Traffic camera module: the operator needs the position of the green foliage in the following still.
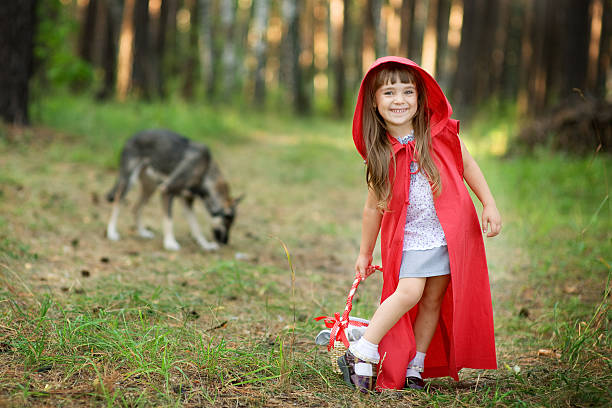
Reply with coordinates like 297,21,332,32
34,0,94,90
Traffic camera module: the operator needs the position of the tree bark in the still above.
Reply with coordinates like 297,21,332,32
148,0,166,98
330,0,347,116
364,0,384,66
499,0,523,100
451,0,480,108
198,0,216,99
163,0,179,78
409,0,425,62
562,0,590,98
282,0,310,114
489,0,509,97
221,0,237,97
251,0,270,106
517,0,533,116
91,0,109,68
182,0,199,100
78,0,98,63
399,0,415,58
0,0,38,124
116,0,137,101
421,0,439,76
132,0,152,99
96,0,121,100
434,0,451,88
596,0,611,97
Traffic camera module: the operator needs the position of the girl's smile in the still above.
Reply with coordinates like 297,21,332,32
375,82,418,136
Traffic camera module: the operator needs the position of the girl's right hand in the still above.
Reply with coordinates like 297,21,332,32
355,253,374,281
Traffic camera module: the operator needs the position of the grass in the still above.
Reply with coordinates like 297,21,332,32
0,94,610,406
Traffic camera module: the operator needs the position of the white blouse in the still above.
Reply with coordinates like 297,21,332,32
397,134,447,251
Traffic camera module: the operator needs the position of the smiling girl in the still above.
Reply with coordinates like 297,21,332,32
337,57,501,392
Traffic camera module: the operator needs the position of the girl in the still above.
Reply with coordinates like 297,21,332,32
338,56,501,392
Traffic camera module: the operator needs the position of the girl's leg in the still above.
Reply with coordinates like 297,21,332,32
362,277,426,344
341,277,427,392
413,274,451,352
405,275,450,389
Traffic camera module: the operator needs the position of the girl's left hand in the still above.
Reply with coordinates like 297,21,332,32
482,203,502,237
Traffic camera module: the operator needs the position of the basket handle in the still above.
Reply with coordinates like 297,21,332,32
314,265,382,350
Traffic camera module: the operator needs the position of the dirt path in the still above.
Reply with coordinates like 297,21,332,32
1,134,527,366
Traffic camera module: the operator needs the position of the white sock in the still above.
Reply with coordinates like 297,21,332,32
349,337,380,364
406,351,426,378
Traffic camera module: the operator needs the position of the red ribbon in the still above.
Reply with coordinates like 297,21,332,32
314,266,382,351
314,314,370,350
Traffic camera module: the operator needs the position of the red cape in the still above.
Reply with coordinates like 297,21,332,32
352,57,496,390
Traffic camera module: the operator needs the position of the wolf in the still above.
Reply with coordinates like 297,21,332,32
105,129,240,251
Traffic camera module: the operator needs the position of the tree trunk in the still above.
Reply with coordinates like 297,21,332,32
441,0,463,92
434,0,451,89
96,0,121,100
562,0,590,98
489,0,509,97
399,0,415,58
198,0,216,99
596,0,611,97
164,0,179,78
517,0,533,116
451,0,481,108
91,0,109,68
281,0,309,114
132,0,152,99
0,0,38,125
78,0,98,63
409,0,426,63
252,0,270,106
182,0,199,100
363,0,384,67
148,0,166,98
474,0,496,103
343,0,360,101
421,0,439,76
330,0,346,116
500,0,523,100
221,0,237,97
520,0,561,115
116,0,137,101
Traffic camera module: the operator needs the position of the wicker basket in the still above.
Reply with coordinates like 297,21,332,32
330,341,348,374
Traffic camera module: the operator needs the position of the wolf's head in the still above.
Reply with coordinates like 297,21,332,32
210,203,237,245
200,165,241,245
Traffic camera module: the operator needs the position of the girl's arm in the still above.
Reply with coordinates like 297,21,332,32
460,138,502,237
355,188,383,280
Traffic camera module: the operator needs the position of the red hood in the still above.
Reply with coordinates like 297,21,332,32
352,56,452,160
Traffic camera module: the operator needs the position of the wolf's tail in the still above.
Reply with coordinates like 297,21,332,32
106,176,126,203
106,181,120,202
106,158,146,202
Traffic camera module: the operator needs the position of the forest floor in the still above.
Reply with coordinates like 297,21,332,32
0,100,610,407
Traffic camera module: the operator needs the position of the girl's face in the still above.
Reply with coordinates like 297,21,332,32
374,80,418,136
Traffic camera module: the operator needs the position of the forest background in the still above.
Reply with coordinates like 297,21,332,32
0,0,611,407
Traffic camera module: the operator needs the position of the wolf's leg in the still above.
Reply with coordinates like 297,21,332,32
107,201,121,241
133,172,157,238
182,197,219,251
106,158,147,241
160,192,180,251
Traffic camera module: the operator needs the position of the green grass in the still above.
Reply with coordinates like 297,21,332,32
0,95,610,406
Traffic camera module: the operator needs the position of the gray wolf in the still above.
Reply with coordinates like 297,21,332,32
105,129,240,251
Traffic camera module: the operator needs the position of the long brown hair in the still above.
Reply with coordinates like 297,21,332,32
362,63,441,209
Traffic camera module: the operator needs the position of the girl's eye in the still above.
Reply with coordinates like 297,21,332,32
384,91,393,96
